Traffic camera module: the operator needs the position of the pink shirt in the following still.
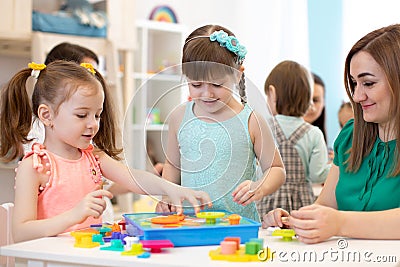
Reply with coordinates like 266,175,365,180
24,143,103,232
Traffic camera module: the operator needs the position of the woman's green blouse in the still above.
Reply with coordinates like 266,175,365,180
334,119,400,211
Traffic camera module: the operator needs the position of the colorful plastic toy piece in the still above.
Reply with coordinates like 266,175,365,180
140,240,174,253
209,236,273,262
92,234,104,245
100,239,125,251
249,238,264,248
150,214,185,225
245,242,261,255
228,214,241,225
70,230,100,248
118,219,126,231
137,252,151,258
272,229,296,241
196,211,225,224
124,236,140,250
220,241,237,255
99,227,112,237
223,237,241,250
209,247,254,262
121,243,145,256
111,223,121,232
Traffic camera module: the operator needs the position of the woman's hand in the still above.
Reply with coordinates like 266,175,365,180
262,208,290,228
289,204,343,244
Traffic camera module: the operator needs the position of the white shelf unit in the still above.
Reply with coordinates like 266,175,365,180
124,20,187,173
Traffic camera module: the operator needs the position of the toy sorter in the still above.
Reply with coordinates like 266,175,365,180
123,210,261,247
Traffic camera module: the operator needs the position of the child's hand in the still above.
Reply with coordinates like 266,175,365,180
155,196,175,213
166,187,212,215
232,180,261,205
71,186,113,223
262,208,290,228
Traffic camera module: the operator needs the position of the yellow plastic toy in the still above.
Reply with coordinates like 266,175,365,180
196,211,225,224
70,229,100,248
121,243,145,256
272,229,296,241
209,238,272,262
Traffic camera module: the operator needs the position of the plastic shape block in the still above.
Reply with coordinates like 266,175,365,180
92,234,104,245
228,214,241,225
124,236,140,250
121,243,145,256
249,238,264,248
118,220,126,230
99,227,112,237
196,212,225,224
272,229,296,241
209,246,260,262
220,241,237,255
111,223,121,232
71,230,99,248
100,239,125,251
151,214,184,225
245,242,260,255
140,239,174,253
137,252,151,258
223,237,241,250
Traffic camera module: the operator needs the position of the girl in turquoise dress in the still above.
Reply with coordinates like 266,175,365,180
155,24,286,222
262,23,400,243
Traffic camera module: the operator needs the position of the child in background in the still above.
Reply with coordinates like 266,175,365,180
0,61,211,243
258,60,330,215
155,24,285,222
338,101,354,128
303,73,328,142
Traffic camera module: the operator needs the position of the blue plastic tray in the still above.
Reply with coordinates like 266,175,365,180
123,210,261,247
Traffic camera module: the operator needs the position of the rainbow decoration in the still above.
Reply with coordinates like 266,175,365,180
148,5,178,23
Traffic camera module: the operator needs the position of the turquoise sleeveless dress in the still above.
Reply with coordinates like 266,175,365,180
178,101,260,222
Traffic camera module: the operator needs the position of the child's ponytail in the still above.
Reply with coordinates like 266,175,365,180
238,72,247,104
0,69,33,161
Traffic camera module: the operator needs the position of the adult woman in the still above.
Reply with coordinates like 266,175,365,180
263,24,400,244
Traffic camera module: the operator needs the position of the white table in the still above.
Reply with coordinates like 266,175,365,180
1,229,399,267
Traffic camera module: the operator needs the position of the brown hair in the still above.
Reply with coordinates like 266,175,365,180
264,60,311,117
182,24,247,103
44,42,99,65
344,24,400,175
0,60,121,162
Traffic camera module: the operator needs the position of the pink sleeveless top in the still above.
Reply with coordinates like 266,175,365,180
24,143,103,232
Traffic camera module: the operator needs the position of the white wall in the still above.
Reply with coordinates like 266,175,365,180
133,0,310,92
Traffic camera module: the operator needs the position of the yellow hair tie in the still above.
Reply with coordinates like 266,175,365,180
28,62,46,79
80,63,96,75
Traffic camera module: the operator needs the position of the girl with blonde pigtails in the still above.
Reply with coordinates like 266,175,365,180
0,60,211,243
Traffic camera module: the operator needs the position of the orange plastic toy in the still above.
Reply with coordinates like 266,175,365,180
150,214,185,224
228,214,241,225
